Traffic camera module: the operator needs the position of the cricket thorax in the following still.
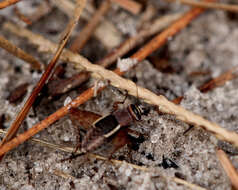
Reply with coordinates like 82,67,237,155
113,108,134,126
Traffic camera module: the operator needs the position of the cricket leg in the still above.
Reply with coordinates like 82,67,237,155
112,91,128,112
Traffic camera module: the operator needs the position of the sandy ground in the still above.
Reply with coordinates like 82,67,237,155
0,0,238,189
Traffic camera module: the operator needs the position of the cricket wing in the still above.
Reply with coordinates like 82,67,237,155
69,108,101,130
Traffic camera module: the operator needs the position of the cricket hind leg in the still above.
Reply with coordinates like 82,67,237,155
105,128,131,160
69,108,102,153
106,128,145,161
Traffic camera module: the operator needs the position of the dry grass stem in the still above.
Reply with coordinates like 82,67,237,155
111,0,142,14
172,177,207,190
1,1,231,158
199,66,238,93
70,0,111,53
130,0,215,62
51,0,77,18
14,6,32,25
53,170,77,180
168,0,238,13
52,0,122,49
96,13,183,68
172,65,238,104
216,149,238,189
0,0,87,160
27,0,52,24
138,4,157,28
0,0,20,9
0,35,43,71
0,129,207,190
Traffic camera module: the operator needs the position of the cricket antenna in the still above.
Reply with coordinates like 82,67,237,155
135,82,140,105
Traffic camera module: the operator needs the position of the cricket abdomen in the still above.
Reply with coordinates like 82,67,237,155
81,114,121,152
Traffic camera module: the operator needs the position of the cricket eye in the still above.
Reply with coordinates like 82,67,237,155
141,106,150,116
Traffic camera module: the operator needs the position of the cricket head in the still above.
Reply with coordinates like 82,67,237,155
128,104,150,121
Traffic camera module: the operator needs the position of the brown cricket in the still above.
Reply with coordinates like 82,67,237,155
68,102,148,159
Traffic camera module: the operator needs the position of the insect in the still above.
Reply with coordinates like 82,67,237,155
67,99,149,159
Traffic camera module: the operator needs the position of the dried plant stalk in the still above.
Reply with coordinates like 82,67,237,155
52,0,122,49
70,0,111,52
168,0,238,13
0,0,20,9
111,0,142,14
14,0,53,25
14,6,32,25
199,66,238,93
172,177,207,190
217,149,238,189
0,35,42,70
96,13,182,68
172,65,238,105
0,0,87,159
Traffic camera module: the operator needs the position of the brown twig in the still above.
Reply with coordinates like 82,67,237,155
0,0,227,157
216,149,238,189
96,13,182,68
172,177,207,190
14,6,32,25
0,0,87,160
172,65,238,105
199,66,238,93
14,0,52,25
0,35,43,71
70,0,111,53
52,0,122,49
0,0,21,9
29,0,52,24
168,0,238,13
130,0,214,62
111,0,142,15
13,1,52,25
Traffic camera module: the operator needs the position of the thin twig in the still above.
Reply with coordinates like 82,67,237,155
96,13,182,68
0,0,20,9
168,0,238,13
111,0,142,15
0,35,43,71
14,0,53,25
172,177,207,190
70,0,111,53
14,6,32,25
29,0,52,24
172,65,238,105
199,66,238,93
52,0,122,50
130,0,215,62
0,0,87,160
216,149,238,189
0,129,207,190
